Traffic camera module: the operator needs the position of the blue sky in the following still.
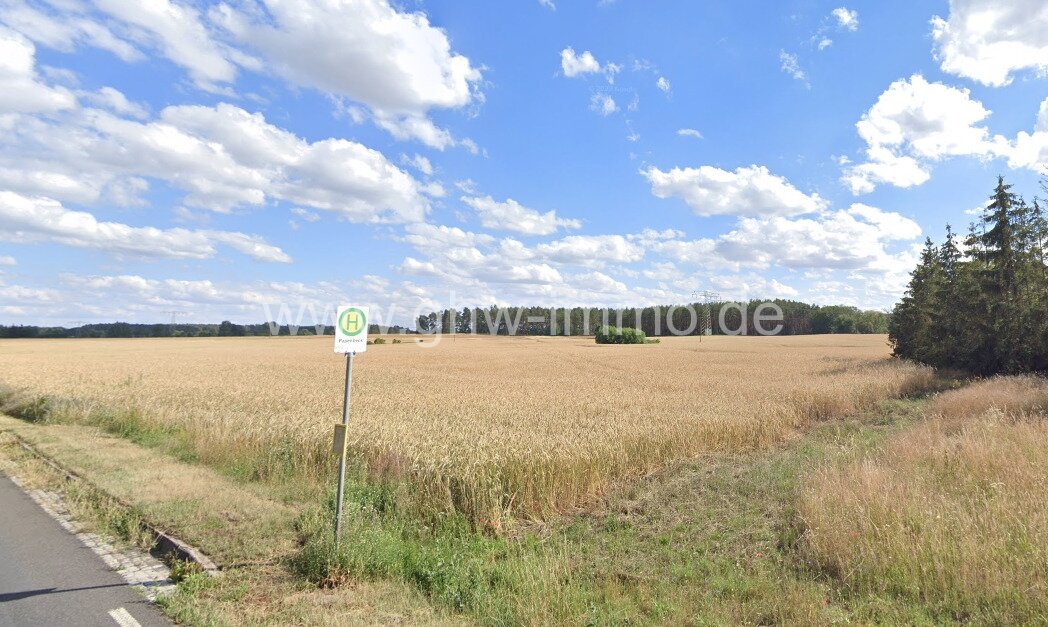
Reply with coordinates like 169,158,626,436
0,0,1046,327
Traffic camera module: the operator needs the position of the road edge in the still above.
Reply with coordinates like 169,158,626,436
3,428,221,576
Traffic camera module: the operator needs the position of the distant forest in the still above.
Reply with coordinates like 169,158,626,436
1,301,887,339
415,301,889,336
0,321,412,339
890,176,1048,374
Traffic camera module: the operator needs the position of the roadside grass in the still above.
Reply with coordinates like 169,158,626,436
801,376,1048,625
0,418,457,625
290,395,958,625
0,432,154,551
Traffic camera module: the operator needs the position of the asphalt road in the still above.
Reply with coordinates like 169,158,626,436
0,474,169,626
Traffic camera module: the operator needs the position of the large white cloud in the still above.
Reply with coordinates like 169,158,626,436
0,27,75,114
533,234,645,265
715,204,920,270
842,74,1002,193
95,0,241,89
217,0,479,113
841,74,1048,193
0,2,141,63
0,191,290,262
1,100,431,221
1007,97,1048,170
0,272,439,326
213,0,481,147
4,1,481,147
856,75,994,159
643,164,827,217
462,195,581,236
931,0,1048,87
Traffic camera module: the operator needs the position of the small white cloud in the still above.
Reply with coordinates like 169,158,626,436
656,76,671,92
401,153,434,176
0,255,15,266
832,7,859,31
560,47,602,77
538,0,555,9
455,179,478,194
459,138,481,156
818,38,833,51
677,128,703,140
291,207,321,222
590,93,618,116
373,112,454,150
779,50,808,83
421,182,445,198
81,86,149,118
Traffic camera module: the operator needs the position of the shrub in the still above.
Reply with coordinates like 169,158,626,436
595,326,647,344
373,338,386,345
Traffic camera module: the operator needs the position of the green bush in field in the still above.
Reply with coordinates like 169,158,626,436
595,326,647,344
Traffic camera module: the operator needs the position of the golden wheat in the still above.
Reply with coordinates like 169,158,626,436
0,334,931,525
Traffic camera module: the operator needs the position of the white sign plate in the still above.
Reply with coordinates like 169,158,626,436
334,305,369,354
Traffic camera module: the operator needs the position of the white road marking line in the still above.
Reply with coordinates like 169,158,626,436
108,607,142,627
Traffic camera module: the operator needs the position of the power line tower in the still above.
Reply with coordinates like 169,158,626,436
691,290,720,339
162,311,188,334
162,310,188,325
68,320,84,338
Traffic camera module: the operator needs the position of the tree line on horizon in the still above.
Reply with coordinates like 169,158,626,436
0,321,413,339
416,300,889,336
1,300,888,340
890,176,1048,375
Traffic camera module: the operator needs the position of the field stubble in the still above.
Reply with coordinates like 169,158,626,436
0,334,932,526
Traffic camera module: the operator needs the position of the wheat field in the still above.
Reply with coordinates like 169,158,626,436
0,334,932,526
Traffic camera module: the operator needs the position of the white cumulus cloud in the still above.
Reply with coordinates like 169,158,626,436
560,47,603,77
841,74,1012,193
589,93,618,116
462,195,581,236
642,164,828,217
0,191,290,262
832,7,859,31
931,0,1048,87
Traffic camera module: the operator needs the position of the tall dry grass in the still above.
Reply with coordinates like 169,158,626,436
801,376,1048,622
0,334,932,526
928,374,1048,422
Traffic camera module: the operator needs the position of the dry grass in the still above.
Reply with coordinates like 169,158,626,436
0,334,932,526
929,374,1048,422
801,376,1048,623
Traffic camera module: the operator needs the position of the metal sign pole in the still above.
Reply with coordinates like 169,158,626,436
334,351,354,549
